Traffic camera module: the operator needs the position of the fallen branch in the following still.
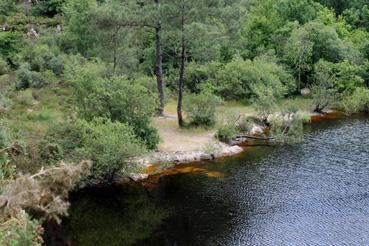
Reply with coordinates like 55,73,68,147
236,135,274,140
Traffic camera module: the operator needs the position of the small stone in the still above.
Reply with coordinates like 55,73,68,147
200,154,212,161
249,125,264,136
229,146,243,154
128,173,149,182
301,88,311,97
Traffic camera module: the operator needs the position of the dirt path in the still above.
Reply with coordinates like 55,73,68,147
153,115,217,152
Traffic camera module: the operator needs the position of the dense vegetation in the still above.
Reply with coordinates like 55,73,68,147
1,0,369,244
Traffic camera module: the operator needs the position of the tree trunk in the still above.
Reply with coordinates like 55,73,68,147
177,8,185,128
177,43,185,128
155,23,165,115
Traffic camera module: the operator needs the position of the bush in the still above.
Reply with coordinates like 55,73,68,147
184,92,222,127
31,0,65,17
15,64,47,90
0,121,15,181
75,118,146,183
311,60,338,112
341,87,369,114
215,55,295,100
0,57,9,75
0,0,17,16
18,44,64,75
0,210,43,246
237,116,255,133
252,83,279,123
0,32,22,63
40,118,146,184
269,105,310,144
216,123,238,143
67,60,159,149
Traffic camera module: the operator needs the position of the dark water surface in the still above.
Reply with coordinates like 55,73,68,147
46,117,369,246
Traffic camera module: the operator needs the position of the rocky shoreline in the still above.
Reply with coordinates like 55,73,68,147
126,110,345,182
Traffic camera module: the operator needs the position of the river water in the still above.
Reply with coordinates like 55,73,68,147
45,116,369,246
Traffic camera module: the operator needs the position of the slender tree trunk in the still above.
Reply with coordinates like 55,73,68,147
177,7,185,128
177,43,185,127
155,25,165,115
155,0,165,116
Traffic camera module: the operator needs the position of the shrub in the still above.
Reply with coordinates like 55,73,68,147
41,118,146,184
269,105,310,144
18,44,64,75
0,32,22,63
311,60,338,112
0,121,15,183
215,55,294,100
184,92,222,127
237,116,255,133
31,0,65,17
0,209,43,246
252,83,279,123
0,0,18,16
67,60,159,149
0,161,91,222
216,124,238,143
75,118,146,184
0,57,9,75
15,64,47,90
341,87,369,114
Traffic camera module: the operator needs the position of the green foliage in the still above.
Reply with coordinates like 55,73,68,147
0,210,43,246
216,114,239,143
341,87,369,114
0,32,22,63
41,118,146,183
237,116,255,133
269,105,310,144
0,57,9,75
343,5,369,31
331,61,365,93
183,92,222,127
18,43,64,75
67,59,159,149
75,118,146,184
216,123,238,143
32,0,65,17
63,0,98,54
0,0,18,17
0,121,15,183
252,83,279,122
311,60,338,112
215,55,294,100
15,63,47,90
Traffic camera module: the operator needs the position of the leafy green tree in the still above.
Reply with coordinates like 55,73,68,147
311,60,338,113
63,0,98,55
161,0,227,127
0,32,22,66
32,0,65,17
284,26,314,91
215,55,294,100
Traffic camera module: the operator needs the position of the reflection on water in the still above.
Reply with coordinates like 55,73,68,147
46,117,369,245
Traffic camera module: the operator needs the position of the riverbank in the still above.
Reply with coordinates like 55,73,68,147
127,101,345,183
